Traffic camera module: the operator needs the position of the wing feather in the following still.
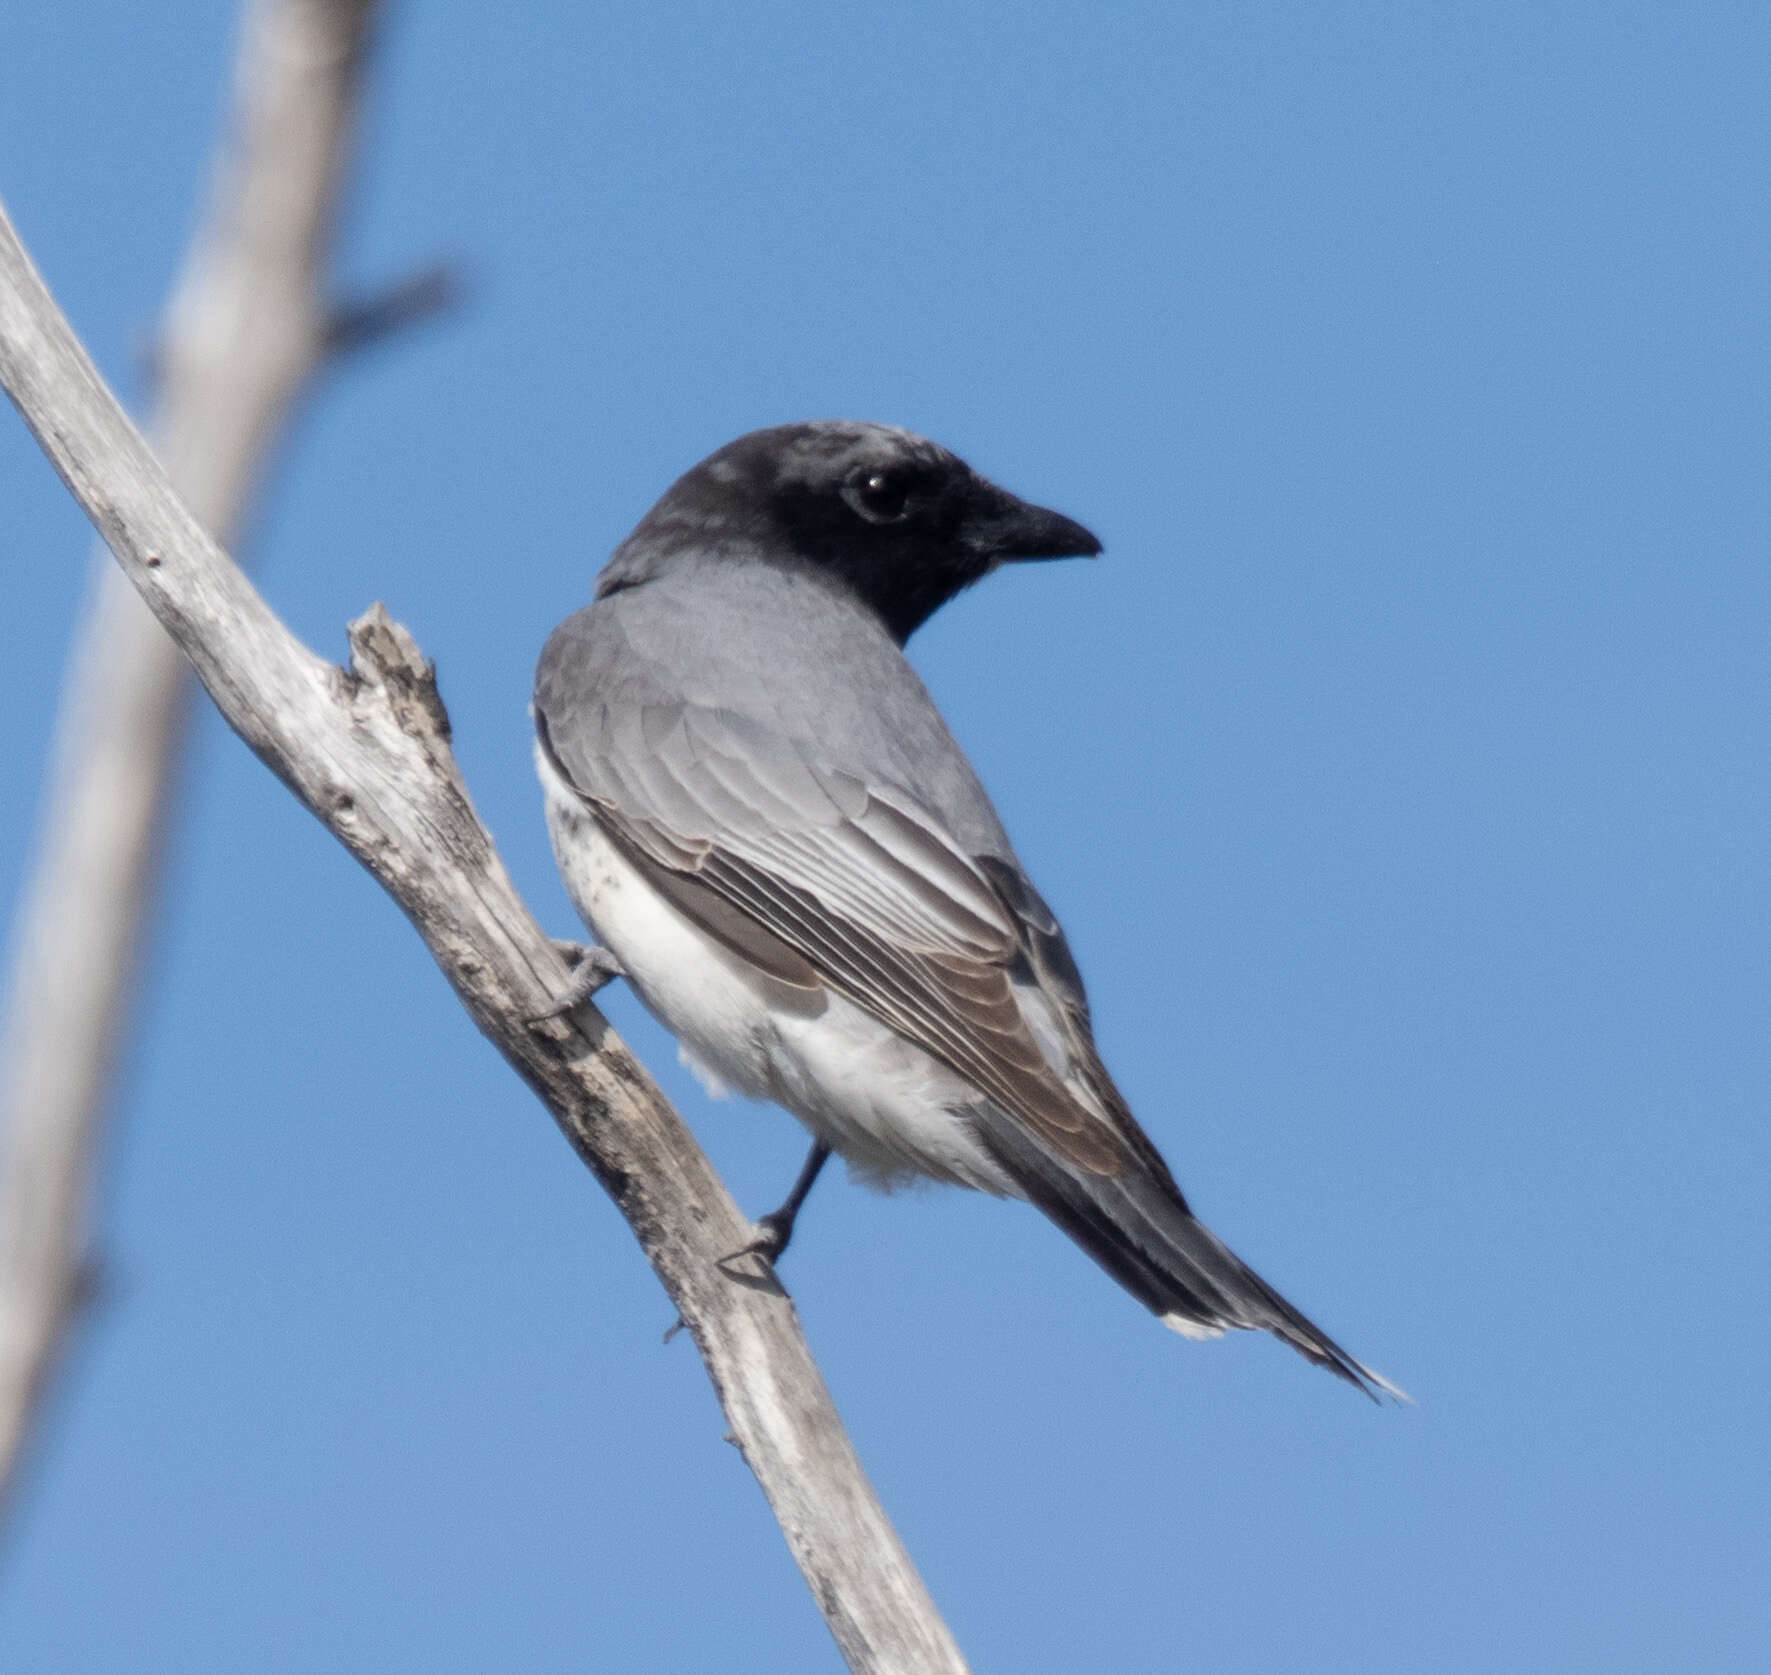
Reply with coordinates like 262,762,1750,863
539,692,1124,1175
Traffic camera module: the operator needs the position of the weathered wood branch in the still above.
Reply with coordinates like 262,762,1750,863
0,199,970,1672
0,0,450,1524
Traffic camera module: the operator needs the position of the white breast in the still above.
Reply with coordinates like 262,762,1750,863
536,741,1018,1195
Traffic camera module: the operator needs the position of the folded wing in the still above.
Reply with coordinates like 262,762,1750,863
534,657,1397,1399
537,686,1128,1176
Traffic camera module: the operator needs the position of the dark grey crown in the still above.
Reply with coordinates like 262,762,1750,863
596,421,1100,641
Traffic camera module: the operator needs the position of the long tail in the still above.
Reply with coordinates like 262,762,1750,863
976,1114,1405,1402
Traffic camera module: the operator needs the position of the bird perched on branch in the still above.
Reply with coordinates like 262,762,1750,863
534,420,1397,1399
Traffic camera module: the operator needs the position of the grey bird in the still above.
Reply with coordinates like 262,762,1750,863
534,420,1396,1399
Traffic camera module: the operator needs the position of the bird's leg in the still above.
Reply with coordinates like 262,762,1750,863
526,940,626,1024
736,1140,832,1267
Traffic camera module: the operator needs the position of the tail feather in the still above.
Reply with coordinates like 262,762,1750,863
975,1111,1405,1403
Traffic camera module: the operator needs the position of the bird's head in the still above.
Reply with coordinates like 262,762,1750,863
602,421,1101,641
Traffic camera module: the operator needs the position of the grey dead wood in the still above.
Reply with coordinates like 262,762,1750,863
0,0,454,1524
0,197,971,1674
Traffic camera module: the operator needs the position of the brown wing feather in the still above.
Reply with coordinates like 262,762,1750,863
539,688,1126,1177
599,803,1123,1176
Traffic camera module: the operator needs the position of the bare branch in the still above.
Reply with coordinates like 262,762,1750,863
0,201,971,1672
326,259,461,355
0,0,436,1523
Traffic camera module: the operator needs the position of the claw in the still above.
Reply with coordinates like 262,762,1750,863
717,1141,832,1271
526,940,625,1026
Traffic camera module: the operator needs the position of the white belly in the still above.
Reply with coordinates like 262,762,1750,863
538,744,1017,1195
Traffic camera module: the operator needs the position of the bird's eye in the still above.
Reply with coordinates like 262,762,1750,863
845,468,911,524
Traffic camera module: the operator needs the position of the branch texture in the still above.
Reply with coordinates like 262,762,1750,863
0,201,969,1672
0,0,423,1523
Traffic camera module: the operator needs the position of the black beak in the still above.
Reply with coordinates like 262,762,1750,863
965,480,1103,562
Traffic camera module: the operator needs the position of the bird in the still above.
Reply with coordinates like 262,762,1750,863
533,420,1397,1399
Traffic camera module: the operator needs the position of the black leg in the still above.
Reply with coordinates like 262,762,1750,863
741,1140,832,1266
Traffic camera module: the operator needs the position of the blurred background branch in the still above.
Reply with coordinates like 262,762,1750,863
0,184,971,1675
0,0,451,1527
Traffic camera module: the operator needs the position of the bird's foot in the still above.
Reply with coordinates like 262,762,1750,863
717,1141,831,1272
526,941,625,1025
743,1206,800,1265
717,1209,799,1277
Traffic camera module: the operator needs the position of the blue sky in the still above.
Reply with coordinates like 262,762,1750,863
3,2,1769,1670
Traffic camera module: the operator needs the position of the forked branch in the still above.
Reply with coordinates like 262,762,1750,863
0,0,452,1525
0,201,967,1675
